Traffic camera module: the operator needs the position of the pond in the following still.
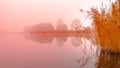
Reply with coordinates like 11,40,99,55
0,33,119,68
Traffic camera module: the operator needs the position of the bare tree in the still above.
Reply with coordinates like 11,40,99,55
55,19,67,31
71,19,84,30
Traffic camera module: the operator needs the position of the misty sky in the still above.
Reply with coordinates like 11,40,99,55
0,0,113,32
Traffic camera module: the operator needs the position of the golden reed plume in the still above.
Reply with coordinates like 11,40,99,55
91,0,120,53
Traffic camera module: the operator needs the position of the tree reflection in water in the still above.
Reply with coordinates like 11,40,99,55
24,34,55,44
55,37,67,47
24,34,68,45
24,33,101,68
71,35,100,68
24,33,120,68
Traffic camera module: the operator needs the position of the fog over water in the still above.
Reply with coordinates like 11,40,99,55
0,0,119,68
0,0,113,32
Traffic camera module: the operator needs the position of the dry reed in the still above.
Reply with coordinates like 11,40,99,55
91,0,120,53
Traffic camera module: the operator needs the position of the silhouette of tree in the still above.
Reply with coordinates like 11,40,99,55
71,19,84,30
83,26,94,33
55,19,67,31
24,23,54,32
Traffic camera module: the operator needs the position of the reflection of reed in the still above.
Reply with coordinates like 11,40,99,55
73,36,100,68
96,50,120,68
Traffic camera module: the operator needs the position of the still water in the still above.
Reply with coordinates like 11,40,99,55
0,33,119,68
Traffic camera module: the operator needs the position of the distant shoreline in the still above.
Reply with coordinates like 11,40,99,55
0,31,94,37
0,30,93,34
29,30,94,37
30,30,92,33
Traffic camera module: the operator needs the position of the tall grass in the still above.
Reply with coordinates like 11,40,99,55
91,0,120,53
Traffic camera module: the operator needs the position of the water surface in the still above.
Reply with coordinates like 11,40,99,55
0,33,119,68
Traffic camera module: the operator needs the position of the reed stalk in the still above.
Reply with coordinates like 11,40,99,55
91,0,120,53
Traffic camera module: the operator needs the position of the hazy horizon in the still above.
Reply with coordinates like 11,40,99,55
0,0,113,32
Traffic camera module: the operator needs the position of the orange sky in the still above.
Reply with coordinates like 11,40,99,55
0,0,113,32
